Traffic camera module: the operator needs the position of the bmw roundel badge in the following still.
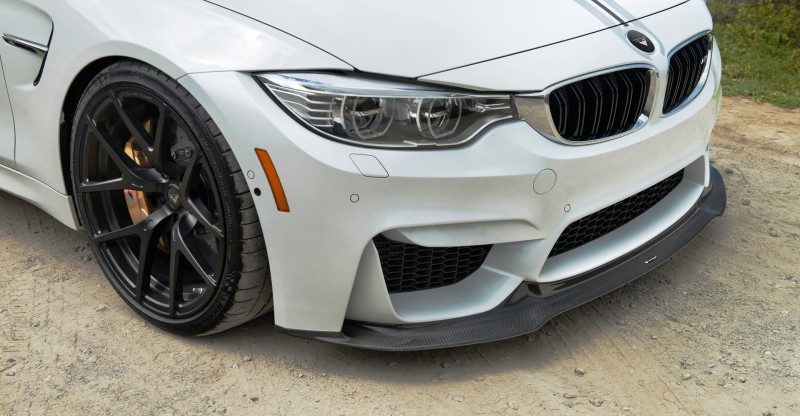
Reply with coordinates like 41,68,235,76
627,30,655,53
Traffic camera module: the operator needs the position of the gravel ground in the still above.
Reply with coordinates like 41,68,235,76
1,97,798,415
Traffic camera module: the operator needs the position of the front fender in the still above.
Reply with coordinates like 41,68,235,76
9,0,351,197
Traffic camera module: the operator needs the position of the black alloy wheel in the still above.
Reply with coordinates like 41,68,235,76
71,61,272,334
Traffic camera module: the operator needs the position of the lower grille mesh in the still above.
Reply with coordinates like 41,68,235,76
550,170,685,257
374,235,491,294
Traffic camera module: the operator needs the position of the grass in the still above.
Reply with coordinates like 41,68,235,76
708,0,800,108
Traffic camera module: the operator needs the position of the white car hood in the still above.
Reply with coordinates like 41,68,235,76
205,0,688,78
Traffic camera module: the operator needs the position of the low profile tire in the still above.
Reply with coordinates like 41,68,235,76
70,61,272,335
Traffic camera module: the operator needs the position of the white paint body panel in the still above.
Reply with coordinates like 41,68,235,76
0,0,721,333
0,0,53,167
204,0,685,77
420,0,711,91
0,59,14,167
603,0,690,21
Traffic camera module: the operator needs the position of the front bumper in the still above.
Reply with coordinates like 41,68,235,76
279,166,725,350
183,65,721,336
178,6,723,344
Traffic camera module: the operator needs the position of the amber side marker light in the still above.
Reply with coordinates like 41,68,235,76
254,148,290,213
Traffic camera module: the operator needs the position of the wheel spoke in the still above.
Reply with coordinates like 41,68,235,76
179,148,199,192
179,150,223,238
79,177,128,193
93,205,171,243
86,115,138,176
109,91,152,154
171,213,217,287
93,222,139,244
85,115,165,193
151,103,169,166
134,207,174,303
168,239,184,317
185,198,224,239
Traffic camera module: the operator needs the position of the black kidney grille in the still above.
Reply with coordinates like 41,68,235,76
550,169,685,257
664,35,711,114
373,235,492,294
549,68,651,143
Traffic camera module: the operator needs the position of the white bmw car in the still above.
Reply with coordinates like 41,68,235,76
0,0,725,350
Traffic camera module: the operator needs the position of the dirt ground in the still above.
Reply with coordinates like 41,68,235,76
1,97,798,415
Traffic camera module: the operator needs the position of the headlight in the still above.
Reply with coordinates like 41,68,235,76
256,73,514,148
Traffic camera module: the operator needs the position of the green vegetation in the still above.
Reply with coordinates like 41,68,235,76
708,0,800,108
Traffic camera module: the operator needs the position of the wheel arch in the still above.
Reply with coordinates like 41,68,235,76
59,56,127,204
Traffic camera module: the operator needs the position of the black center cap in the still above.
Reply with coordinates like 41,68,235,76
627,30,655,53
166,185,181,209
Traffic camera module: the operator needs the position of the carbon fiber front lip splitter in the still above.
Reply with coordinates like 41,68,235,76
277,166,726,351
